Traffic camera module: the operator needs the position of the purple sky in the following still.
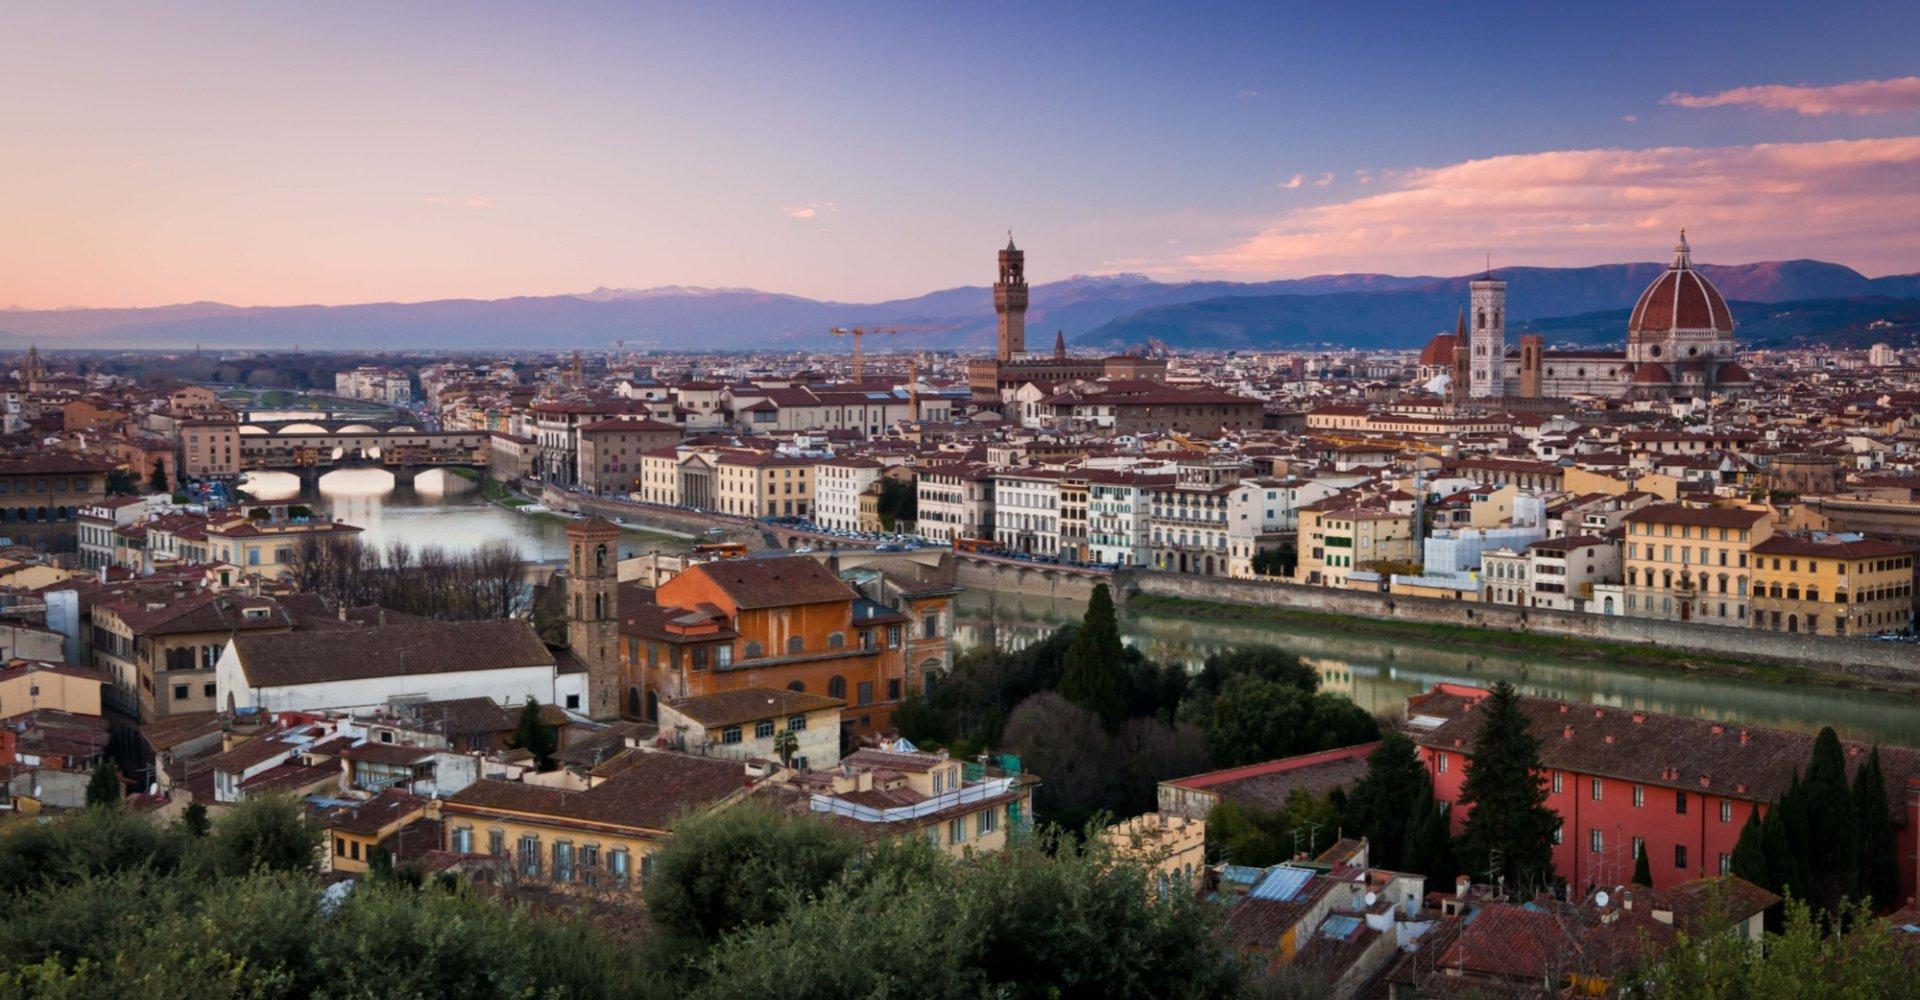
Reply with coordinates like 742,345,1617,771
4,1,1919,308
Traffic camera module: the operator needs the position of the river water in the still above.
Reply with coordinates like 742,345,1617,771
232,469,1920,746
237,469,689,564
954,590,1920,748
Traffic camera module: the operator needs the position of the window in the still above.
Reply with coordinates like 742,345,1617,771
721,726,742,744
1632,836,1644,859
755,720,775,739
787,714,806,732
1553,823,1563,845
887,678,902,701
1720,800,1732,823
1719,853,1731,875
977,808,999,836
827,632,845,649
828,676,847,700
948,818,966,844
203,682,216,697
1552,772,1562,794
609,849,630,884
743,641,762,659
857,681,873,706
1590,829,1604,853
1632,785,1643,808
565,693,580,710
553,842,574,882
452,828,473,854
715,644,732,668
335,836,347,858
173,684,189,700
1674,844,1688,869
1675,791,1688,815
488,829,505,857
787,635,804,654
1591,778,1603,801
518,836,541,877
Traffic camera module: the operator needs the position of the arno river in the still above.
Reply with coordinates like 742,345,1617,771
245,469,1920,746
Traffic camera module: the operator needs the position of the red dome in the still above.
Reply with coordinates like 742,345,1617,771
1631,363,1670,384
1628,232,1733,337
1716,362,1753,383
1418,332,1458,366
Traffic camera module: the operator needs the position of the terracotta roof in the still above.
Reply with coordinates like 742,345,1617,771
444,750,745,832
664,686,844,728
231,620,553,689
673,556,855,610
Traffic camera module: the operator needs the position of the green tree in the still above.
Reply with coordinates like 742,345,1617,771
642,802,862,961
1056,583,1129,726
206,795,319,876
1853,746,1901,910
1345,733,1425,869
1797,727,1860,916
1205,790,1344,868
147,459,169,493
1400,768,1457,884
509,698,558,771
85,758,121,808
875,476,917,529
1200,675,1376,768
1186,645,1318,720
1632,845,1653,888
104,468,138,496
1455,681,1558,891
1644,898,1905,998
179,801,211,838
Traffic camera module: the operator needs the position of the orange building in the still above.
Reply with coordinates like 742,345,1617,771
618,557,954,739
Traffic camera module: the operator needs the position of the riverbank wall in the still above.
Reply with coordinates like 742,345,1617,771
1121,571,1920,683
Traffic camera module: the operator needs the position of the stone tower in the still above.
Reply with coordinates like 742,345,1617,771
1468,271,1507,398
566,516,621,720
1448,308,1471,406
1517,333,1543,399
995,234,1028,361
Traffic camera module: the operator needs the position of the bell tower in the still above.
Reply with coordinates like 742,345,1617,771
566,517,621,720
994,233,1028,361
1469,268,1507,398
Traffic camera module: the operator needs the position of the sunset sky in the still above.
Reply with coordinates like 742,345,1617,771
4,1,1919,308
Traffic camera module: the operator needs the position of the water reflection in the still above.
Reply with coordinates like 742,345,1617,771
956,591,1920,747
239,469,688,564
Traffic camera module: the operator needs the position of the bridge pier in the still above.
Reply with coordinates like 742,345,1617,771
389,465,418,488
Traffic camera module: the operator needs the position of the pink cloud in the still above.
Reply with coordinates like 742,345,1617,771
1313,172,1334,187
1665,76,1920,116
1278,173,1304,189
1170,136,1920,278
783,201,835,220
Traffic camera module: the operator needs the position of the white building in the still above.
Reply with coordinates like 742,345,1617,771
815,457,886,532
1086,471,1167,567
217,620,588,717
993,469,1064,556
915,463,995,544
1524,534,1623,613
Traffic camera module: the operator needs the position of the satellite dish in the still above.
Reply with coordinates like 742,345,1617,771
1594,890,1611,908
1364,891,1378,907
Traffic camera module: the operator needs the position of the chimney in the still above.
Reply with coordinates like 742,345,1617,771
1739,730,1750,746
1558,703,1569,714
1710,723,1725,734
1562,726,1574,740
1604,734,1614,744
1593,708,1604,718
1621,888,1635,910
1455,875,1470,898
1631,712,1646,724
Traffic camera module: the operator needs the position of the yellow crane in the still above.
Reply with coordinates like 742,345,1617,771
829,325,951,382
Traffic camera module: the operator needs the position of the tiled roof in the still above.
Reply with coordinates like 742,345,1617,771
231,620,554,688
675,556,855,610
664,687,844,728
444,751,745,832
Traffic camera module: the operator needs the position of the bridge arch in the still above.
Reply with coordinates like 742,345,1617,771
277,422,328,434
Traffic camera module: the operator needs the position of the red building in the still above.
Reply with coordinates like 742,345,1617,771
1406,683,1920,901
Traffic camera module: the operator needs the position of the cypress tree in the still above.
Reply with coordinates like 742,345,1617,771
1401,767,1458,884
509,698,558,771
1853,747,1901,910
1455,681,1559,892
1799,728,1860,916
1347,733,1425,869
1758,803,1795,932
85,758,121,808
1728,807,1770,891
1632,846,1653,888
1056,584,1129,726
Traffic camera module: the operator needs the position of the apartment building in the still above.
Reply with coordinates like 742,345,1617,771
1086,471,1168,567
713,452,814,519
1750,534,1914,636
993,468,1064,557
814,457,886,532
1622,504,1772,625
915,463,995,544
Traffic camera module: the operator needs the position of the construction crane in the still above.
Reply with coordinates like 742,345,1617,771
829,325,952,382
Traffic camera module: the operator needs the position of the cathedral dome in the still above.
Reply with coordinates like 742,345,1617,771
1716,362,1753,383
1418,332,1458,367
1628,231,1733,339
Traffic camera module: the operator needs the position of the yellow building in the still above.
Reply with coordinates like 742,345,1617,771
0,660,105,719
1750,535,1915,636
204,512,364,580
1104,813,1206,899
320,789,432,874
1293,505,1416,589
714,452,815,519
1622,503,1771,625
439,750,750,895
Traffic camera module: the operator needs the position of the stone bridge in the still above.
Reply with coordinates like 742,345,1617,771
238,430,489,481
239,416,422,435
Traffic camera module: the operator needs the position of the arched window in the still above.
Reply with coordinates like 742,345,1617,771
593,592,605,618
787,680,805,693
744,641,763,659
827,675,846,700
595,543,608,570
787,635,804,654
1477,310,1486,330
827,632,845,649
627,686,643,718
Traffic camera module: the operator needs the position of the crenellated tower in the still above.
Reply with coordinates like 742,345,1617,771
995,234,1028,361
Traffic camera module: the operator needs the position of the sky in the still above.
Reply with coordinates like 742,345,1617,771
4,1,1920,309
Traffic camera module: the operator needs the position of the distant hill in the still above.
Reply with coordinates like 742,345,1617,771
2,258,1915,351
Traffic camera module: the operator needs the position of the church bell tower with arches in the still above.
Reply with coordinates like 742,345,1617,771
566,516,621,720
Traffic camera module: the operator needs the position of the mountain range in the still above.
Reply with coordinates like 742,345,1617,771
4,259,1918,353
